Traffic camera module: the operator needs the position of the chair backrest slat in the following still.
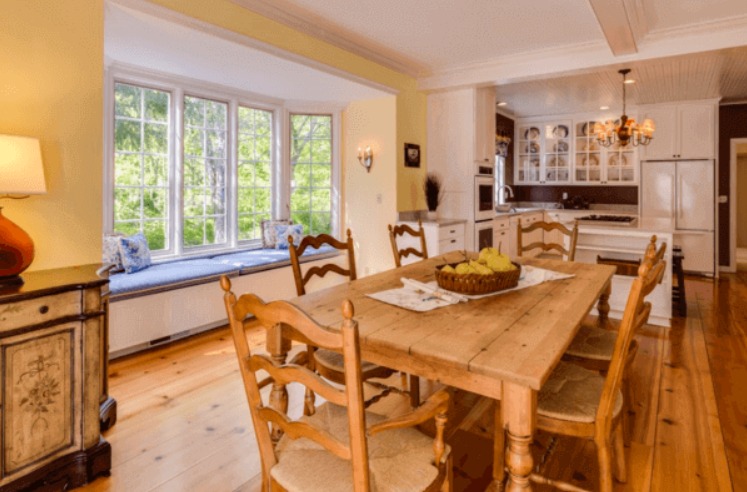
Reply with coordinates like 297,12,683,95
388,220,428,268
517,219,579,261
220,276,370,489
595,236,666,429
289,229,357,296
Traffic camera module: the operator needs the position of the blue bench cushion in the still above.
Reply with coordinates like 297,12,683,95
109,245,339,298
109,259,239,297
212,245,337,273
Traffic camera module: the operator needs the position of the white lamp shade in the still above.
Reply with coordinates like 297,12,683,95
0,134,46,194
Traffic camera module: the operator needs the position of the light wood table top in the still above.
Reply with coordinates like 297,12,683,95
292,251,615,394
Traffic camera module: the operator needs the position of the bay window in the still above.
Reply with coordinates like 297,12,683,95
108,73,338,259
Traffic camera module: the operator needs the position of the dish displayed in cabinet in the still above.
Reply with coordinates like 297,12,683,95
522,142,540,154
580,154,600,168
580,121,599,137
553,141,569,152
523,127,540,140
548,156,567,168
552,125,569,138
609,153,628,167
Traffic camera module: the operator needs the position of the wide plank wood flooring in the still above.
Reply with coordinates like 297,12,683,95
82,274,746,491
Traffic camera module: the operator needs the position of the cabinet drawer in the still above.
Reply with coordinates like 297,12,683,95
0,291,81,331
438,224,464,241
493,218,510,230
439,236,464,254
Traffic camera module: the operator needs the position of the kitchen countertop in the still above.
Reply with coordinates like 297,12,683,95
577,217,676,235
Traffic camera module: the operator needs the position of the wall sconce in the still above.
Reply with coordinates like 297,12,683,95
357,145,373,173
0,134,46,286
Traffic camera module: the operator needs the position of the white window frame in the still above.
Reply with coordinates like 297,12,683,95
103,65,342,260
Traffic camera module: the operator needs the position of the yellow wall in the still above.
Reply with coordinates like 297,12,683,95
1,0,426,272
343,97,398,276
0,0,104,271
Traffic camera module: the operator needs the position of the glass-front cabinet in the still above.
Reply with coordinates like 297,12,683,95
574,119,636,185
516,115,638,186
515,121,571,184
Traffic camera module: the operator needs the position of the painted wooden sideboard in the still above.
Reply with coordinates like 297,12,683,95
0,265,112,490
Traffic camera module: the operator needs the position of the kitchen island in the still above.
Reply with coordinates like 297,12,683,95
574,217,674,326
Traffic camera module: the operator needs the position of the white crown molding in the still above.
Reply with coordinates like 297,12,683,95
229,0,423,77
418,12,747,92
107,0,399,97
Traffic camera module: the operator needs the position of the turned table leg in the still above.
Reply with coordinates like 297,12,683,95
597,281,612,327
503,382,536,491
267,324,292,443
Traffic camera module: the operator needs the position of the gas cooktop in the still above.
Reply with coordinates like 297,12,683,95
576,215,638,226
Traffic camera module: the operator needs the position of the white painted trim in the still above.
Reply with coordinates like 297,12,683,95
729,138,747,273
102,68,115,234
107,0,399,96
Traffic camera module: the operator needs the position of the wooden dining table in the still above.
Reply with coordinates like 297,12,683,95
269,250,615,490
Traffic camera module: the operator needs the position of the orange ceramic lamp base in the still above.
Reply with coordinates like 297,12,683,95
0,208,34,285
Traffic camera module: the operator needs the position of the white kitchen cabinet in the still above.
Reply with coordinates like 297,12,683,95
396,221,466,266
573,119,637,185
493,217,511,255
474,87,497,165
427,87,494,222
639,101,716,160
674,231,715,274
515,121,571,185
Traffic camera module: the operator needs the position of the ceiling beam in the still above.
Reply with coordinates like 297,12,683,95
587,0,639,56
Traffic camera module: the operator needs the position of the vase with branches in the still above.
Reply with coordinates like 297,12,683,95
423,173,444,219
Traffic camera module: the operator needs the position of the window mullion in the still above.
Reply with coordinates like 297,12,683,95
173,87,184,256
227,99,238,249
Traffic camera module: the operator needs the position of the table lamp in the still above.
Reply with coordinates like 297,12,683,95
0,134,46,286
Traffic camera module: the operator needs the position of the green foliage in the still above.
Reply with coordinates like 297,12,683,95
114,84,140,118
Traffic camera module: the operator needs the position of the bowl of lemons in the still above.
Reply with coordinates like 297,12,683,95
435,247,521,295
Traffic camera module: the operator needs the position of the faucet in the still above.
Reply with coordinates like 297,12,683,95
497,185,514,203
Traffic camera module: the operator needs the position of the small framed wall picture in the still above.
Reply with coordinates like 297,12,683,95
404,143,420,168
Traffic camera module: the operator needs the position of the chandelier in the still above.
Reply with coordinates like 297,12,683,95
594,69,655,148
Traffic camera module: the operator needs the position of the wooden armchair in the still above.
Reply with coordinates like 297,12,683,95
530,238,666,491
564,236,667,444
220,279,452,492
288,230,402,407
388,220,429,267
516,219,579,261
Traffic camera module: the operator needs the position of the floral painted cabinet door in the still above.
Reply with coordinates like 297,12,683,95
4,323,80,474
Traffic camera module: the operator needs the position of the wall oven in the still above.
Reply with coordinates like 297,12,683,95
475,176,495,222
474,219,494,251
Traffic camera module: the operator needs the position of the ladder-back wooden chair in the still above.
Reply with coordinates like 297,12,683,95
388,220,428,267
564,235,666,444
530,241,666,492
288,230,400,407
516,219,579,261
220,278,452,492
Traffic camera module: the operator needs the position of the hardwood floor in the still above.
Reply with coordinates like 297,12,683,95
82,275,744,491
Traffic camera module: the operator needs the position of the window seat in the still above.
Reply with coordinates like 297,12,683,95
109,245,338,300
108,244,345,357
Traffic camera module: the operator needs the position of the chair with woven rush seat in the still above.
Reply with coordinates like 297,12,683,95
531,239,666,492
564,236,666,445
516,219,579,261
388,220,428,267
288,229,399,409
220,277,452,492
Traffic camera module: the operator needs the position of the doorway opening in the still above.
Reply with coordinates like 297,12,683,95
731,138,747,271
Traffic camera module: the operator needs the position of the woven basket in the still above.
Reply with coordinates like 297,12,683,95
435,262,521,295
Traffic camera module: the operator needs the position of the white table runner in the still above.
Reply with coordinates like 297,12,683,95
366,265,574,312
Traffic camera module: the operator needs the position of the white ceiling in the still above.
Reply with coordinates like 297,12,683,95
233,0,747,117
104,1,393,106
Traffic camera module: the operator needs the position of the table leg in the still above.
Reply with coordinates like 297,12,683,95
597,281,611,327
267,324,292,443
503,382,536,491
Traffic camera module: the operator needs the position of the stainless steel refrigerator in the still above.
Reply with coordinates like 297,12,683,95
641,160,715,275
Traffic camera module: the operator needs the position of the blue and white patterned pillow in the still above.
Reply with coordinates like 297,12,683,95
102,232,125,272
118,233,152,274
274,224,304,249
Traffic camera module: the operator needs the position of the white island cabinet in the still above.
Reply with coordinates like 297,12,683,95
574,218,674,327
395,220,466,266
